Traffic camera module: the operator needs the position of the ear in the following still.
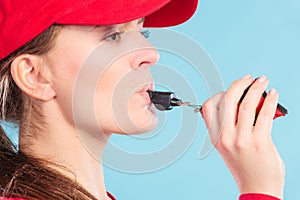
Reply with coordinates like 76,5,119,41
10,54,56,101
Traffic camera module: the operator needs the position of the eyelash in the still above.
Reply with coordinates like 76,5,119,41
141,29,150,38
104,31,124,42
104,29,150,42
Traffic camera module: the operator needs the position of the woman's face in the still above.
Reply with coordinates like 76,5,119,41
46,19,159,135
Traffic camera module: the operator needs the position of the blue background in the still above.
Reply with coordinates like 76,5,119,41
5,0,300,199
104,0,300,199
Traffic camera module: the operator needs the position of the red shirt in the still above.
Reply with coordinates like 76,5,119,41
239,193,280,200
0,193,279,200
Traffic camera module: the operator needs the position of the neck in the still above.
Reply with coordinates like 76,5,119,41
19,119,112,200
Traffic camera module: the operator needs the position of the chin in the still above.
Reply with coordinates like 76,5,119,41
114,104,158,135
129,104,159,134
133,112,158,134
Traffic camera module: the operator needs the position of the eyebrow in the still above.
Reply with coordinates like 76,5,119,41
91,17,145,32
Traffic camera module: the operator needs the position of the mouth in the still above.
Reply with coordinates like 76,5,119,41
137,82,154,104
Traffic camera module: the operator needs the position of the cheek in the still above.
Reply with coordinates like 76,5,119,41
48,44,97,127
50,63,80,127
49,37,92,94
95,88,158,134
94,60,158,134
93,60,128,133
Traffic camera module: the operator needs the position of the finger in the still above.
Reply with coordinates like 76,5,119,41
201,92,224,144
224,74,254,128
237,76,269,134
254,88,278,137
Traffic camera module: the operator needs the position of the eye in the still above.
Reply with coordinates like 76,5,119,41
104,31,124,42
141,29,150,38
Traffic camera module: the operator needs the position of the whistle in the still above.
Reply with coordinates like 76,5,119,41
147,90,202,112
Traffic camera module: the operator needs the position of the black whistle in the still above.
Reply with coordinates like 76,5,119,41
147,90,182,111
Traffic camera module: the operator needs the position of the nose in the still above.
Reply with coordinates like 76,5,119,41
130,41,160,70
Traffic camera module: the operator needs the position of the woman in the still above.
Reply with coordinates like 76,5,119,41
0,0,284,200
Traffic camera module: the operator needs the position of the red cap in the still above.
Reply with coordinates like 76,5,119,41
0,0,198,60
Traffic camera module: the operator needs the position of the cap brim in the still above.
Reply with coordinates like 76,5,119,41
145,0,198,27
56,0,198,27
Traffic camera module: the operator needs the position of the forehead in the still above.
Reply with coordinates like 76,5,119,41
55,17,145,37
72,17,145,32
47,17,146,58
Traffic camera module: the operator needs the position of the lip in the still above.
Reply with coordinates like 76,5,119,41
137,82,154,93
137,83,154,104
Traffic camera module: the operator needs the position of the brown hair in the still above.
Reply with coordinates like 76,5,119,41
0,25,97,200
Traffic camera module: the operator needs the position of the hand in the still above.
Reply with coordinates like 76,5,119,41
201,75,285,199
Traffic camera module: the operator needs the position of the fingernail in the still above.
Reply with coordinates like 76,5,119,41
258,76,267,83
197,107,204,118
269,88,277,95
242,74,252,79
